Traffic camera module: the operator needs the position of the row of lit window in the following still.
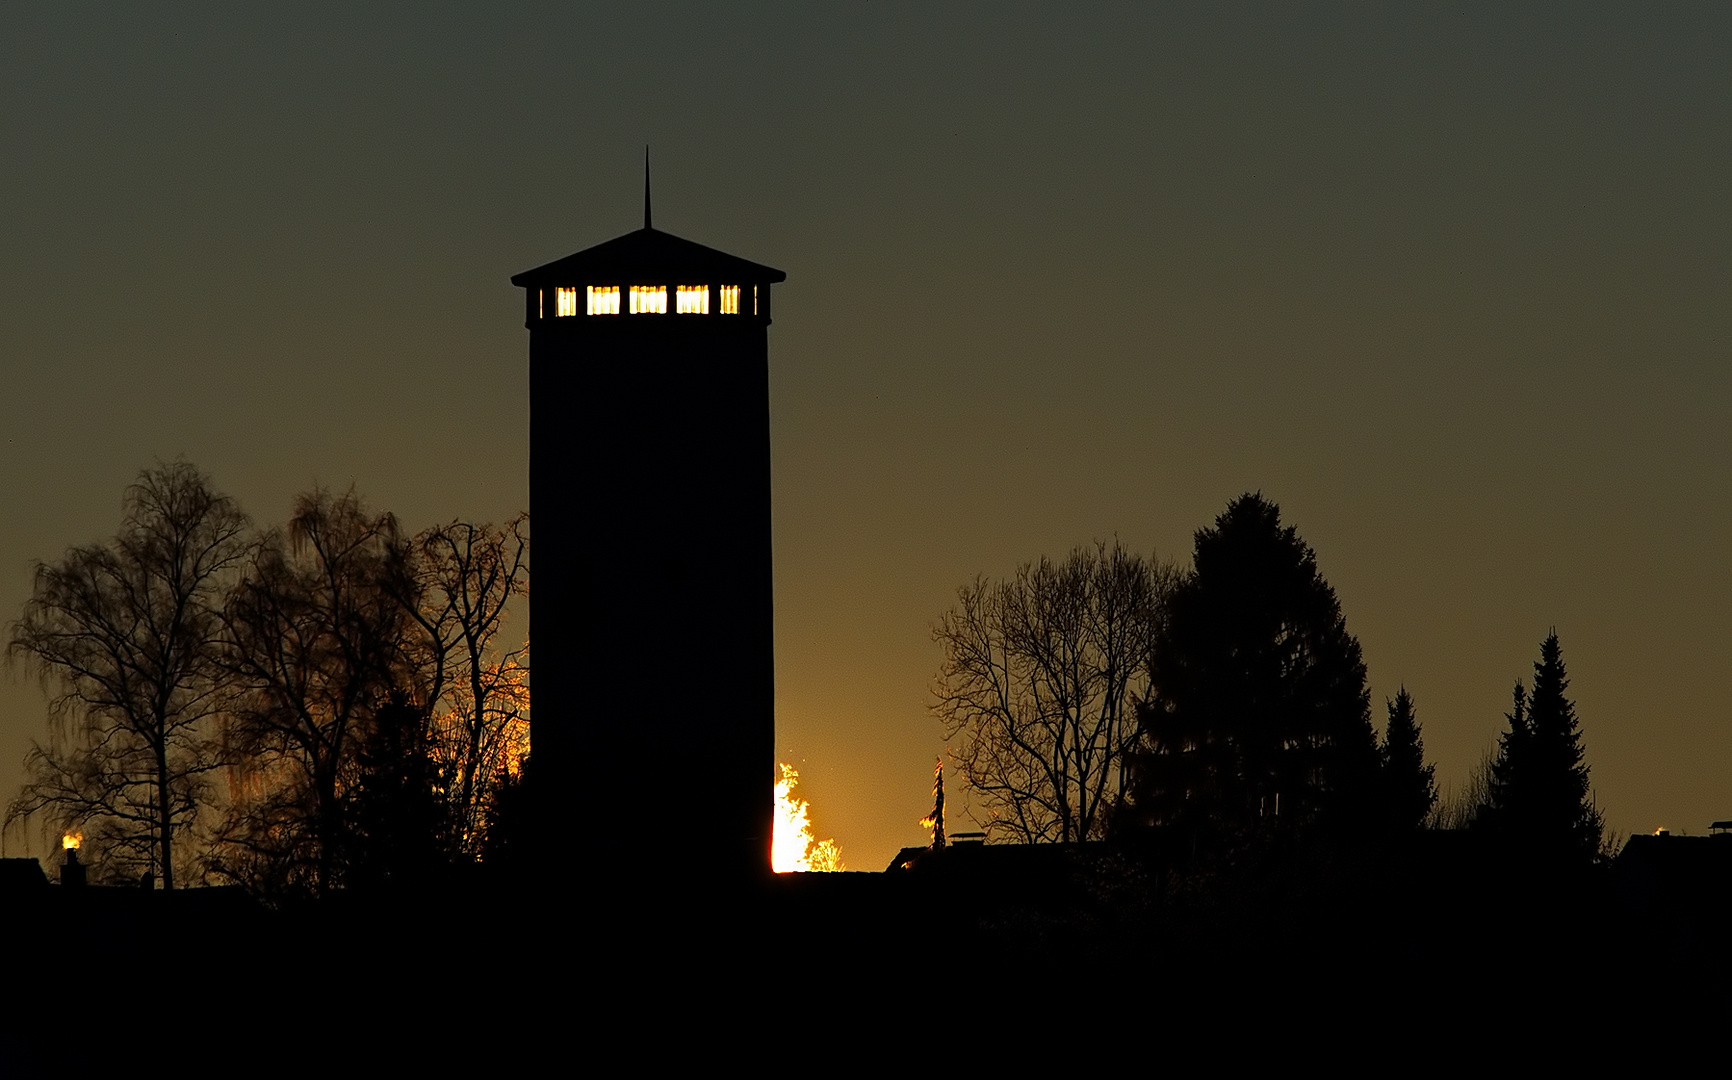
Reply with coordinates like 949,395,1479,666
545,285,754,317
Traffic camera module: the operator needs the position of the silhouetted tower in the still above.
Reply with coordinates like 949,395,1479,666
512,172,785,881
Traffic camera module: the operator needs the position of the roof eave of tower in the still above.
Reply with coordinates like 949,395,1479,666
510,226,787,287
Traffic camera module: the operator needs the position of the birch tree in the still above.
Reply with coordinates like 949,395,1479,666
7,462,249,888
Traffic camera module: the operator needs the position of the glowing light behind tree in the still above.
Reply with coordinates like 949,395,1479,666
772,764,843,873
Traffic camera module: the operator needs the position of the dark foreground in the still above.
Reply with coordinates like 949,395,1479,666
3,831,1725,1062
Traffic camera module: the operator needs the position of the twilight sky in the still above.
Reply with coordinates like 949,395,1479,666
1,4,1728,868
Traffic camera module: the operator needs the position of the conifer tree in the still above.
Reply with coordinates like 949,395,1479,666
1524,632,1602,858
1485,632,1602,860
1380,687,1436,830
1130,494,1379,834
1487,681,1528,828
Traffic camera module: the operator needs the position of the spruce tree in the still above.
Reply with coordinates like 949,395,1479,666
1132,493,1379,833
1486,681,1529,829
1381,687,1436,830
1485,633,1602,860
1524,632,1602,859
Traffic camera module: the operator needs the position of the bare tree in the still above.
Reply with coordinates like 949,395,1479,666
1430,746,1496,831
395,514,529,855
931,541,1178,843
6,462,249,888
215,489,411,895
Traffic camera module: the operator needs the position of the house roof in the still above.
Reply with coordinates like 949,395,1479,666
511,227,786,288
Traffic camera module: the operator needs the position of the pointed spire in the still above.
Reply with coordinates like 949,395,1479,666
643,145,652,230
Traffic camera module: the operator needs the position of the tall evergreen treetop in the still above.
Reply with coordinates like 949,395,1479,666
1131,493,1379,833
1381,687,1436,830
1525,632,1602,858
1485,632,1602,860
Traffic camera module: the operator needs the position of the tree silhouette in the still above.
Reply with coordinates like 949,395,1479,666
1485,632,1602,860
6,467,529,897
214,491,531,895
392,515,529,857
215,489,411,895
6,463,249,888
1128,494,1379,835
346,690,452,887
932,541,1179,843
480,753,533,871
1380,687,1436,831
1431,744,1495,831
1487,681,1529,829
919,757,946,850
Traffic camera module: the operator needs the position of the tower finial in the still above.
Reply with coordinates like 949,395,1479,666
643,145,652,230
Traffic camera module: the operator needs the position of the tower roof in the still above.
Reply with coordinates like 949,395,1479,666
511,227,786,288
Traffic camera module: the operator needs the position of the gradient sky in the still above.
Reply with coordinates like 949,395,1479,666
1,4,1728,868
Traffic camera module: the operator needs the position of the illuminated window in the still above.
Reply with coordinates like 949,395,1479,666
720,285,740,315
587,286,620,315
555,287,578,318
753,284,759,315
675,285,709,314
629,286,667,314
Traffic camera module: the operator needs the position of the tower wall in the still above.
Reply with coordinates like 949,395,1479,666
530,309,776,880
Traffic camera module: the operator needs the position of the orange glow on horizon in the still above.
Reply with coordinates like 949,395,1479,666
772,764,843,873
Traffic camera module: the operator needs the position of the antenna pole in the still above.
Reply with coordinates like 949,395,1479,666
643,146,652,229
